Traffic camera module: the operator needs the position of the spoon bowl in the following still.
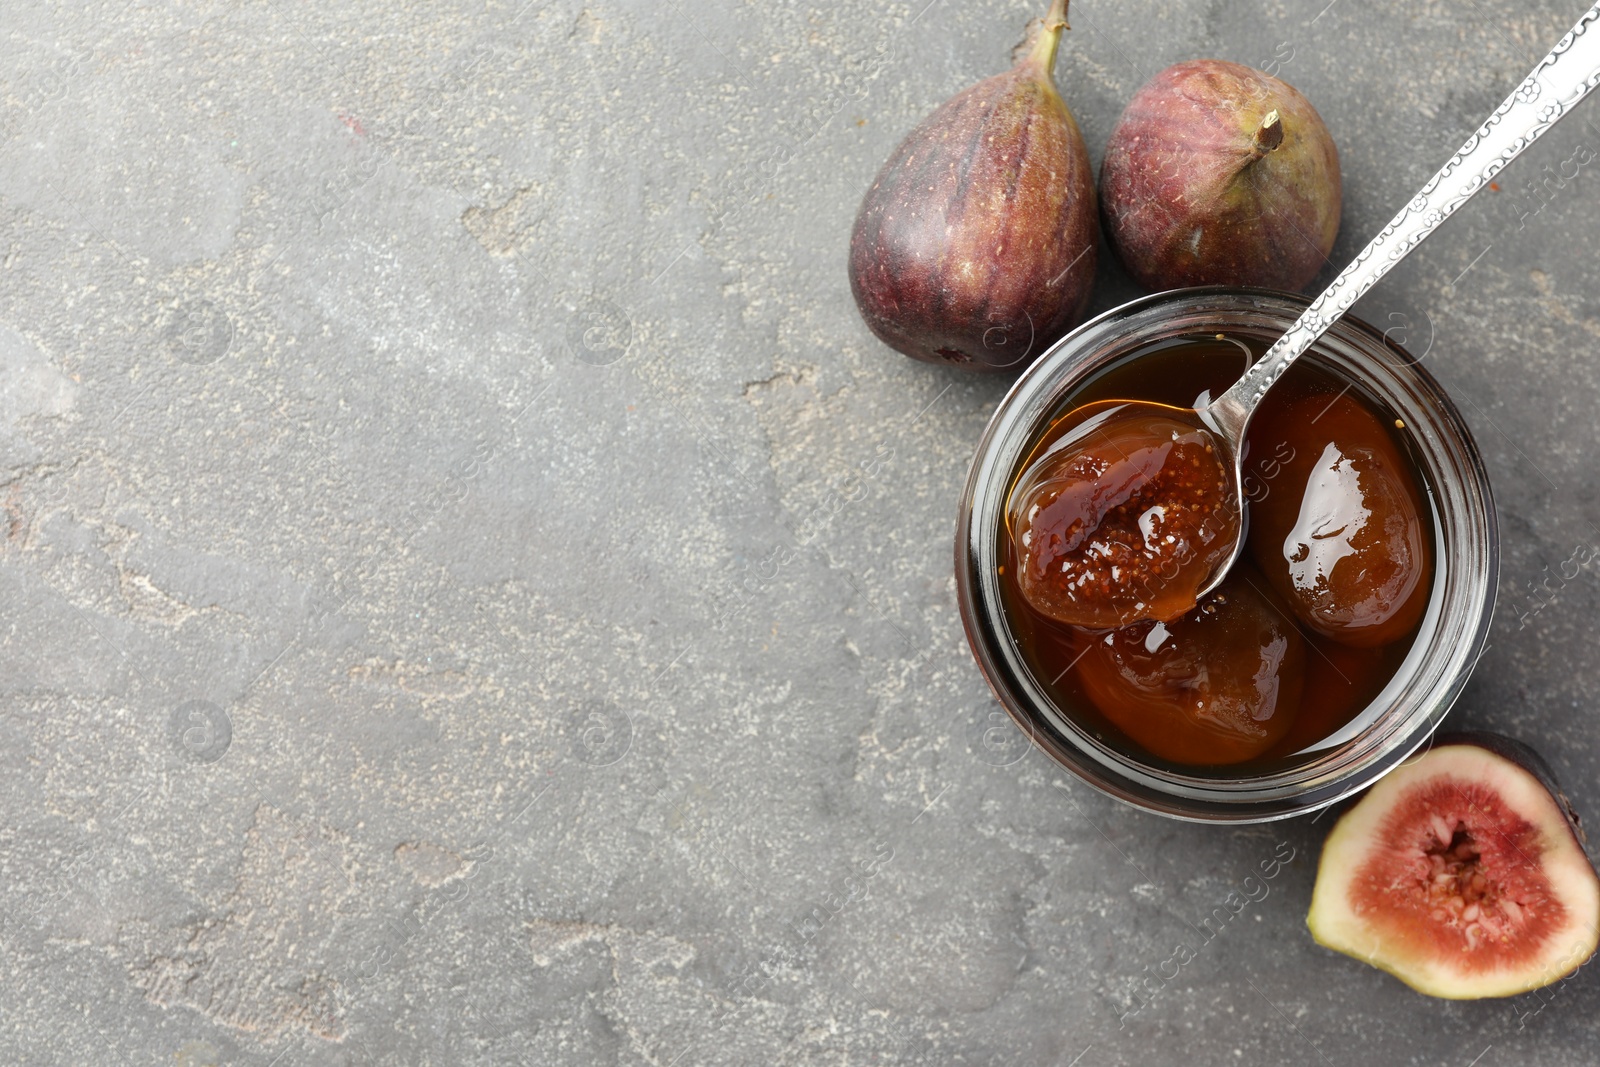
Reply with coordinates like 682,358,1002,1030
1006,398,1240,630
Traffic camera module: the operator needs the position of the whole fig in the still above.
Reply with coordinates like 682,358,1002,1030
848,0,1097,373
1100,60,1340,292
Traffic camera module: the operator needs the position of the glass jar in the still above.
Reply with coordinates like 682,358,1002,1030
955,289,1498,822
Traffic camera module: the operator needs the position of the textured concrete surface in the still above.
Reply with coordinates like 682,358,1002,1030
3,1,1600,1064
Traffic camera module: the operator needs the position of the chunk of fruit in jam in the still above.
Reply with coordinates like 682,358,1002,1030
1072,564,1306,765
1009,401,1241,629
1245,392,1431,647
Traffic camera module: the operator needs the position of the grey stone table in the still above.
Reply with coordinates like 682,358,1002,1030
2,1,1598,1064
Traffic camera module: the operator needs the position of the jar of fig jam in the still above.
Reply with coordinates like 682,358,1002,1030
955,290,1497,822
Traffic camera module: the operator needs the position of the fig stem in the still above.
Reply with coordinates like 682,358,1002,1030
1253,109,1284,155
1026,0,1071,77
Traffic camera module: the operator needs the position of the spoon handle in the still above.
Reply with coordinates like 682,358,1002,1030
1206,3,1600,444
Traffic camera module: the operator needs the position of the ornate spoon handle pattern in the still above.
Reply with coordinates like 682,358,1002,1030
1204,3,1600,443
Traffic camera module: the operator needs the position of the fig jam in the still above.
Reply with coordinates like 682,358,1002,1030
998,335,1437,772
1008,403,1240,629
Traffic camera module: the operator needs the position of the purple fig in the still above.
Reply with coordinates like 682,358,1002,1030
848,0,1098,373
1100,60,1341,292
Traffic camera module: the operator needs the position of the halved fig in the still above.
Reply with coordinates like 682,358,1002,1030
1308,733,1600,998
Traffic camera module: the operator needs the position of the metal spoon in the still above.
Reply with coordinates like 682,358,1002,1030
1190,2,1600,600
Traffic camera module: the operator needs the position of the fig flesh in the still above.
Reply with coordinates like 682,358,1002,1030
1100,60,1340,292
1308,733,1600,999
848,0,1098,372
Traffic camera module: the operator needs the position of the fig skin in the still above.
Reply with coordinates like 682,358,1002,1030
1100,59,1341,292
1307,732,1600,999
848,0,1098,373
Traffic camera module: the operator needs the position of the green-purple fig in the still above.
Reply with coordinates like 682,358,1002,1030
848,0,1097,373
1100,60,1341,292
